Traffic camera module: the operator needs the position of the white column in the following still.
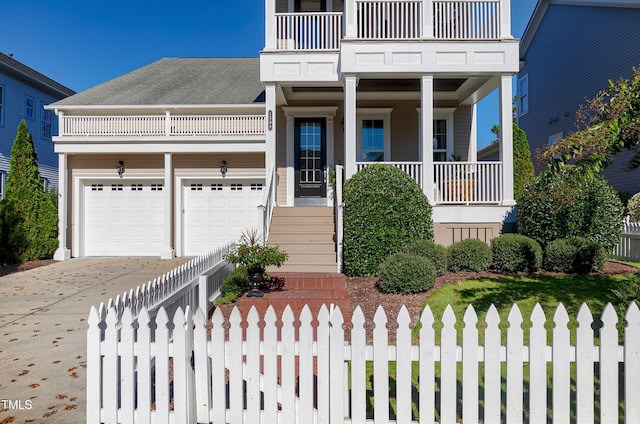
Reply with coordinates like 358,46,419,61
265,0,275,49
161,153,175,259
344,75,358,179
53,153,71,260
499,75,516,206
500,0,511,39
421,75,435,204
469,104,478,162
345,0,357,38
422,0,433,39
286,114,295,206
265,84,277,175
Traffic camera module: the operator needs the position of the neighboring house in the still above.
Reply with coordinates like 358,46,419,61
48,0,519,266
0,53,75,197
517,0,640,195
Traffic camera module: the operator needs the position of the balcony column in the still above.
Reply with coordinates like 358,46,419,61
422,0,434,39
265,0,275,49
500,0,512,39
344,75,358,179
286,113,295,206
161,153,175,259
345,0,357,38
421,75,435,205
53,153,71,260
499,74,516,206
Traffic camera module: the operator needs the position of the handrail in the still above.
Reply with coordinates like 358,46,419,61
258,166,277,243
335,165,345,273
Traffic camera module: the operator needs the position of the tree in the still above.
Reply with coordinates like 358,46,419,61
543,67,640,174
0,120,58,263
513,123,534,199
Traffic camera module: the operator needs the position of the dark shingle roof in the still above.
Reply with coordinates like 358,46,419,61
52,58,264,107
0,53,76,98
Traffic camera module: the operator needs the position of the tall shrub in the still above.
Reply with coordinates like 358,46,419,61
343,165,433,276
513,123,534,200
517,166,623,251
0,120,58,263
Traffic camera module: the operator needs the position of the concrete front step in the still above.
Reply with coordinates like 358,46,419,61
271,206,334,216
269,223,335,234
269,232,335,243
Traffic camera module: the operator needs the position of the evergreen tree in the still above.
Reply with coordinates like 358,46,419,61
0,120,58,263
513,123,534,200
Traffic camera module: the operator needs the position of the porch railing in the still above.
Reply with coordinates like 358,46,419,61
433,0,500,39
434,161,502,204
356,0,422,39
275,12,343,50
58,114,266,138
356,161,423,187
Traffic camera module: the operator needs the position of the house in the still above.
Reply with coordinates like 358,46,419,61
0,53,75,198
517,0,640,195
48,0,519,269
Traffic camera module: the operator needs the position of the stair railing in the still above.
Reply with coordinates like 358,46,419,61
259,166,277,243
335,165,345,273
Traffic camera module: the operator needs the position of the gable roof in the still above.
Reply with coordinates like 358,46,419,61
51,57,264,107
520,0,640,57
0,53,76,98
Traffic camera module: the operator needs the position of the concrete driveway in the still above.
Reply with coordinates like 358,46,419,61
0,257,190,424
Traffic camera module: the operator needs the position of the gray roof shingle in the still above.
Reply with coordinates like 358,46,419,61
52,57,264,107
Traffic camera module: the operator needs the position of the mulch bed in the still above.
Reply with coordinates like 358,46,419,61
0,259,58,277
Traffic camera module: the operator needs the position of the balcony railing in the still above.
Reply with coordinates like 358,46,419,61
355,161,503,204
268,0,507,50
58,115,266,138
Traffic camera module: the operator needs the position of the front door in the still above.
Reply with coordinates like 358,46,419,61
295,118,326,198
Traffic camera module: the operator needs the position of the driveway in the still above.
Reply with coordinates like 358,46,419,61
0,257,190,424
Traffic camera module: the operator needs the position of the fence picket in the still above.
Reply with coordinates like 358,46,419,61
373,306,390,423
120,308,135,424
462,305,479,424
351,307,367,424
600,303,619,424
299,305,314,423
211,308,226,423
396,306,413,423
103,307,119,424
228,307,243,423
419,305,436,424
506,304,523,424
136,308,152,423
246,307,261,423
483,305,501,423
529,304,547,424
576,304,595,424
155,308,170,423
553,304,571,423
440,305,457,423
626,302,640,423
193,308,211,423
281,306,296,423
317,305,330,424
262,306,278,422
330,306,346,424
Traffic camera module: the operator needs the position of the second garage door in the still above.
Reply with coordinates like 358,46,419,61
182,179,264,256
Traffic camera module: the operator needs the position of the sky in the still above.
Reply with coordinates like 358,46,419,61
1,0,538,148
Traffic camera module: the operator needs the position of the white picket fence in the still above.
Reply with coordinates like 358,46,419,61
613,215,640,261
87,302,640,423
99,243,234,320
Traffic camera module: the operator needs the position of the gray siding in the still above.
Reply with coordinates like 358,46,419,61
518,4,640,194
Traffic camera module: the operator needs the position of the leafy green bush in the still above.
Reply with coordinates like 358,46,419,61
377,253,436,294
343,165,433,276
401,239,448,276
543,239,577,273
628,192,640,221
216,266,249,304
491,234,542,273
612,273,640,329
513,124,534,200
447,238,492,272
517,166,623,251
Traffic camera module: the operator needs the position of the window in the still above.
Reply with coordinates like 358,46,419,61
25,96,35,120
41,104,52,138
518,75,529,117
41,178,50,191
433,119,448,161
0,171,6,199
0,85,4,126
357,108,392,162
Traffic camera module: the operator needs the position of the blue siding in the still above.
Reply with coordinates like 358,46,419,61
0,72,63,188
518,4,640,194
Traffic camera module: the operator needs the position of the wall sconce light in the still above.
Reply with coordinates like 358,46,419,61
220,160,228,176
116,160,125,178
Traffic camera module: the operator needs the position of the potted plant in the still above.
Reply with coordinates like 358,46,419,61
223,228,288,297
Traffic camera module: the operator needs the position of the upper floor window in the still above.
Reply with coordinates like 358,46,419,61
518,75,529,117
0,85,4,126
25,95,35,120
357,108,392,162
295,0,326,12
41,104,53,139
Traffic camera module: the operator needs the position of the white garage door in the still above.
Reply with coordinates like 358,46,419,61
182,179,264,256
83,181,165,256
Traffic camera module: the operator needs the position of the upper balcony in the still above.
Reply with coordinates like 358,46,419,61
266,0,508,51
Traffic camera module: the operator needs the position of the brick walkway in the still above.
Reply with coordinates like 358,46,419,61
229,272,350,320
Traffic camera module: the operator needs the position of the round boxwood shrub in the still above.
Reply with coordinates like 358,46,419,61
543,239,577,273
377,252,437,294
628,192,640,221
343,165,433,277
517,166,623,251
491,234,542,273
401,239,448,276
447,238,492,272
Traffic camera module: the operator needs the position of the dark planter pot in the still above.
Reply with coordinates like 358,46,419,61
247,270,265,298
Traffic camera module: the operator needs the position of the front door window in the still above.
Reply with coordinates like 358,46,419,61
295,118,326,198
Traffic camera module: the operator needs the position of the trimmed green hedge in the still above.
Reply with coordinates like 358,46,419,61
543,237,606,274
377,253,436,294
447,238,492,272
491,234,542,274
401,239,448,276
343,165,433,277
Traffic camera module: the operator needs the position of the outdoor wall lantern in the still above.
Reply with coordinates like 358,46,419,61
116,160,125,178
220,160,228,176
